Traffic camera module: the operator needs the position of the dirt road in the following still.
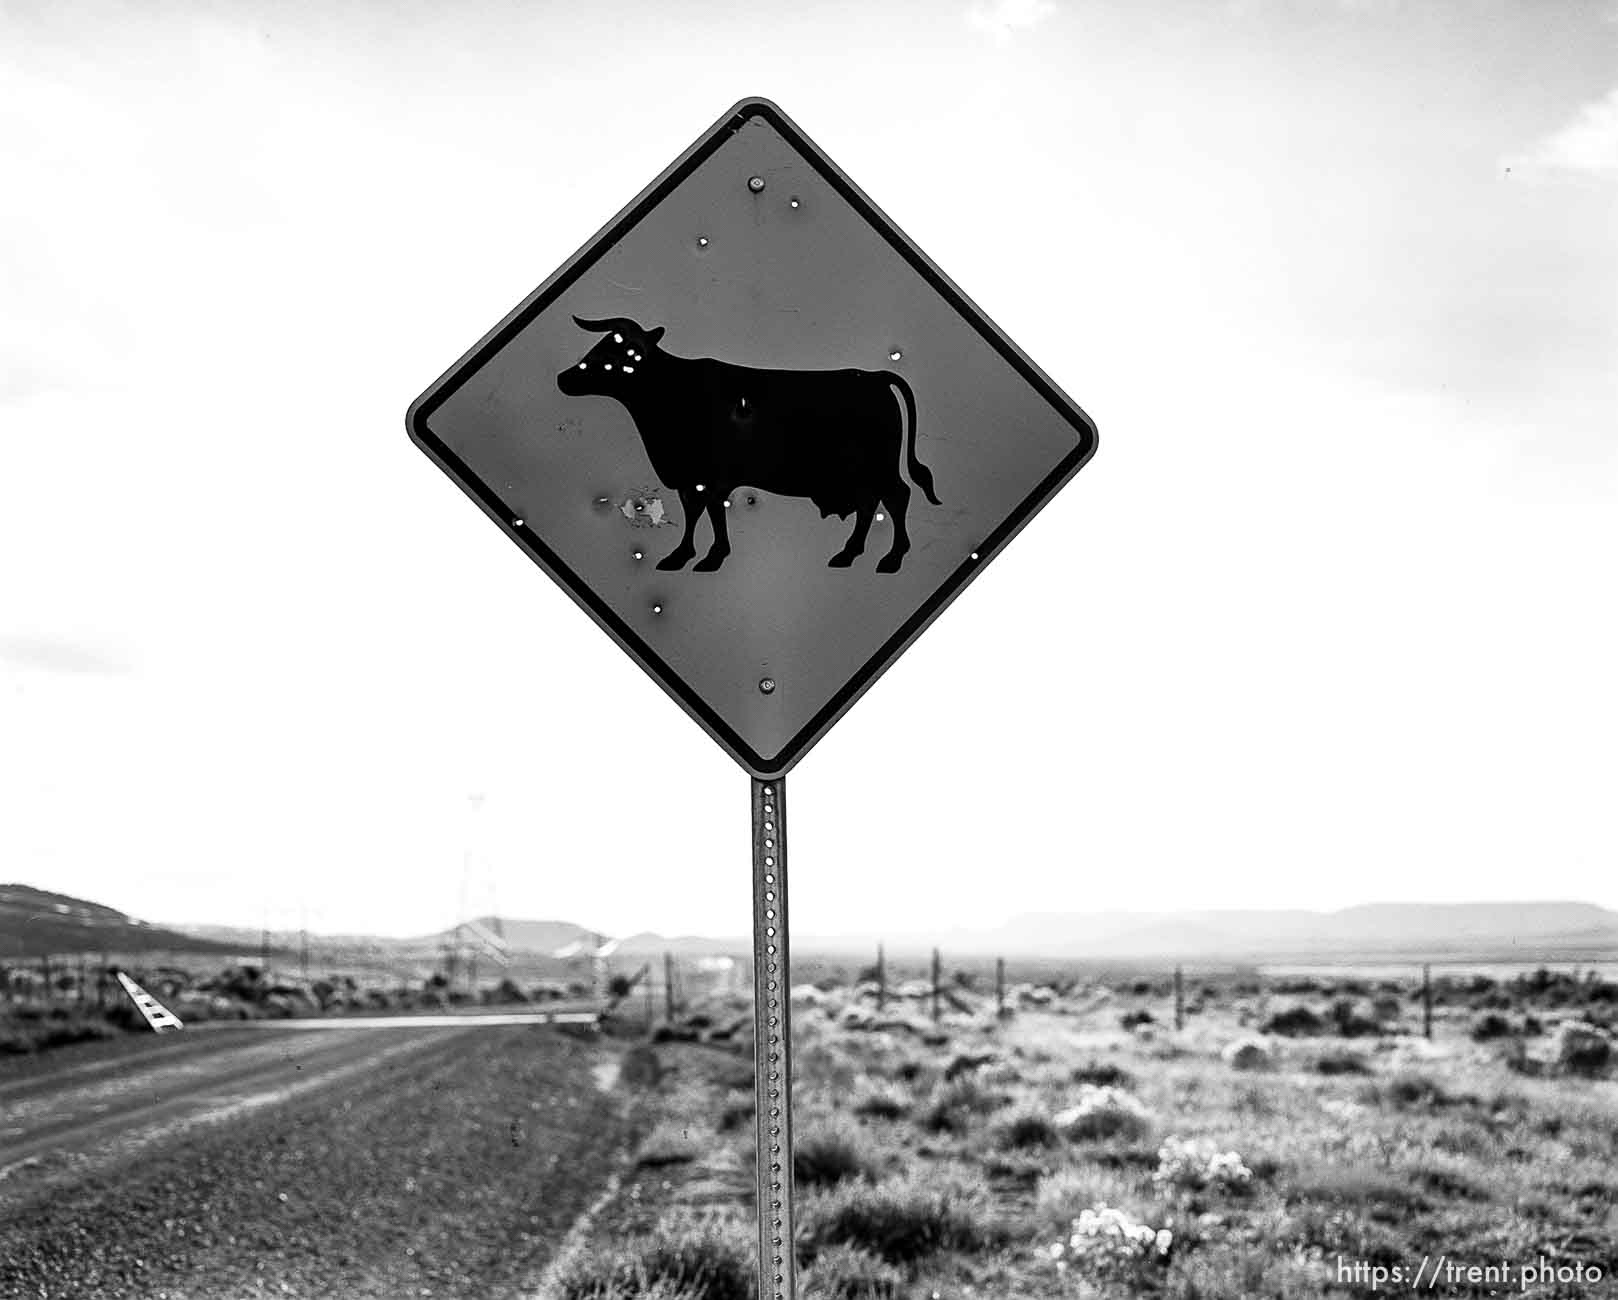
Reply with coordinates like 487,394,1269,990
0,1019,635,1299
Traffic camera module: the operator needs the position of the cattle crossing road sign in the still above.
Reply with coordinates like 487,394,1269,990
407,96,1098,1300
407,96,1097,780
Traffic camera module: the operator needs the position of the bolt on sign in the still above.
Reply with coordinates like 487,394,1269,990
407,97,1097,1299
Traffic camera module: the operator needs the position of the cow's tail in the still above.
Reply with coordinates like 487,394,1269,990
888,373,940,505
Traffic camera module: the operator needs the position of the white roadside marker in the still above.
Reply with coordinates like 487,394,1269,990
116,971,184,1032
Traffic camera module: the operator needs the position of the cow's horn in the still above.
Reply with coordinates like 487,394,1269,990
572,315,637,334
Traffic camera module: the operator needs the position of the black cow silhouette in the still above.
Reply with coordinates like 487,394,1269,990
557,316,940,573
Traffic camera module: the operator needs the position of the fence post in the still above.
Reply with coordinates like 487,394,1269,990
644,964,655,1032
1422,964,1432,1040
665,951,676,1023
996,956,1005,1019
876,943,886,1012
1174,965,1184,1032
931,947,941,1024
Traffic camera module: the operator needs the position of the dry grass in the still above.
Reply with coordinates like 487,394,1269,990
556,1212,752,1300
799,1169,1002,1265
798,1243,903,1298
575,974,1618,1299
637,1120,709,1168
794,1118,878,1187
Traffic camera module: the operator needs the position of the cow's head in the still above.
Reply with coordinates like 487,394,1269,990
557,316,666,398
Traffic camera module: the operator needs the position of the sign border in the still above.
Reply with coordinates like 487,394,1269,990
406,96,1098,778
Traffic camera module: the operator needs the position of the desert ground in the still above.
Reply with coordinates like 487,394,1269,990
3,962,1615,1298
556,964,1617,1299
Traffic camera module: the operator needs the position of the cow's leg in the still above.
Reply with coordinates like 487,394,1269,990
829,500,876,568
693,492,733,571
877,479,911,573
657,488,703,570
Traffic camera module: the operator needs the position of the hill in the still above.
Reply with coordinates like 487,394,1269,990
0,884,238,959
441,916,598,955
613,931,746,958
845,901,1618,962
149,899,1618,968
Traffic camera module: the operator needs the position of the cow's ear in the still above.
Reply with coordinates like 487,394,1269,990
645,326,665,346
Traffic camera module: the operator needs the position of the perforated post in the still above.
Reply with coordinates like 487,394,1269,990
752,777,795,1300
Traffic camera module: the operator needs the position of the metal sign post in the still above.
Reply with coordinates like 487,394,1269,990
751,778,793,1299
406,96,1099,1299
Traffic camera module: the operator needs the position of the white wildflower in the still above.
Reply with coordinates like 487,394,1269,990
1044,1204,1173,1277
1152,1135,1253,1192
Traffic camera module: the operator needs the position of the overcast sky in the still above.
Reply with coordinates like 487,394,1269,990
3,0,1614,940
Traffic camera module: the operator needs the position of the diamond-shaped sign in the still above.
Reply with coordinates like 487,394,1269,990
407,97,1097,777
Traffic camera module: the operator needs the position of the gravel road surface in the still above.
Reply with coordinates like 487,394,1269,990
0,1019,633,1299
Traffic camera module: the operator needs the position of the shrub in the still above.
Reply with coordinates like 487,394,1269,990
800,1244,903,1299
1036,1167,1148,1227
637,1122,704,1167
105,1002,148,1032
1371,994,1403,1020
36,1018,118,1050
918,1077,1007,1135
851,1086,909,1121
795,1120,874,1187
555,1211,752,1300
1071,1060,1132,1088
1471,1012,1514,1042
1151,1136,1253,1193
1363,1072,1451,1110
942,1050,995,1082
979,1061,1025,1087
1118,1009,1154,1030
1554,1021,1613,1075
1314,1050,1370,1076
1287,1163,1424,1212
800,1171,999,1265
1221,1038,1273,1071
1410,1161,1490,1201
1327,999,1382,1038
1055,1085,1154,1142
1260,1004,1325,1037
620,1045,663,1088
994,1106,1060,1151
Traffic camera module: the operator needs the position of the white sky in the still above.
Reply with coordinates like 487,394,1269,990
2,0,1614,940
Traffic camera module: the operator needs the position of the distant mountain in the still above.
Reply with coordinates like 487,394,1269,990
178,916,599,960
445,917,598,955
614,931,747,958
180,923,407,954
887,901,1618,962
0,884,237,959
151,899,1618,967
